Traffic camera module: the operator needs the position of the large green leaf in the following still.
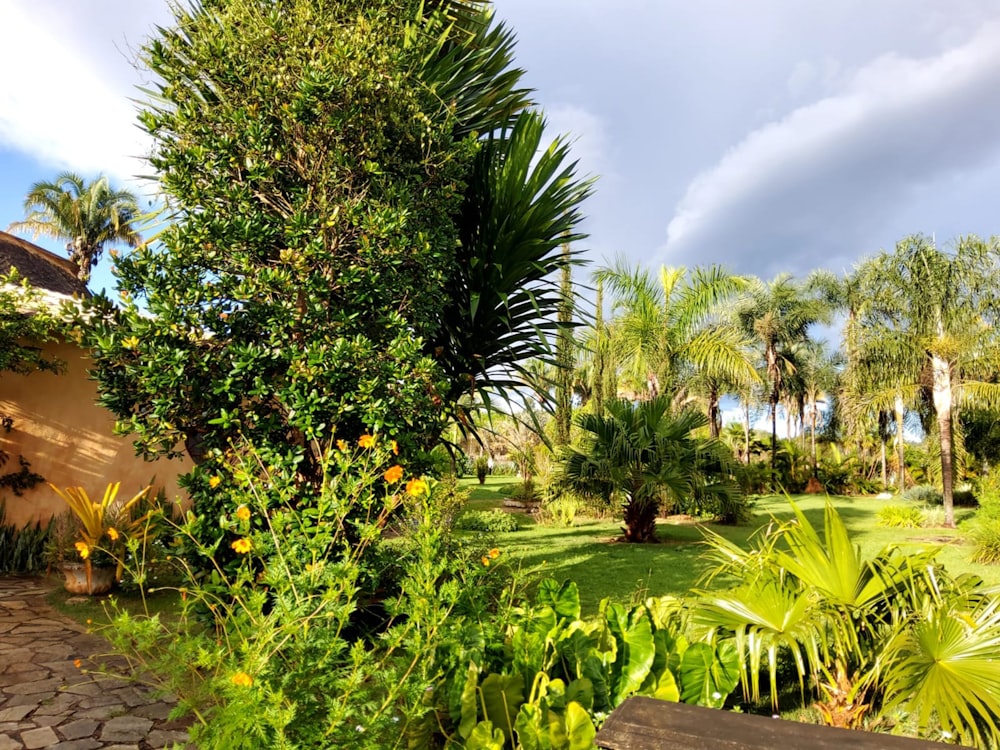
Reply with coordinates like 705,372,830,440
604,603,655,705
537,579,581,623
467,720,507,750
882,602,1000,747
480,673,525,745
678,642,739,708
563,702,597,750
513,704,551,750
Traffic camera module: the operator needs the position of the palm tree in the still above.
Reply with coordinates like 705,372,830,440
851,235,1000,526
560,396,743,542
734,274,829,489
598,260,757,433
8,173,142,282
793,340,842,479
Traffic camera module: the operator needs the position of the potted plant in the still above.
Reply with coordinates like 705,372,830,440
49,482,155,595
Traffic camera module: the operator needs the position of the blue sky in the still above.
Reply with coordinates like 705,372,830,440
3,1,1000,301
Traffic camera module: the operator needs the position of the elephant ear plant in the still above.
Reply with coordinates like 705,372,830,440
50,482,157,590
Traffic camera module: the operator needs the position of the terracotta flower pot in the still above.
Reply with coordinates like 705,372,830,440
60,562,116,595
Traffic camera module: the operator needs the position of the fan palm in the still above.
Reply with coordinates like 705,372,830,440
560,396,743,542
8,173,142,282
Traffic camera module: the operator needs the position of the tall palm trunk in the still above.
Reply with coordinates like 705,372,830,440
708,382,720,439
880,442,887,488
743,402,751,464
894,393,906,493
932,353,956,527
810,408,818,478
770,390,779,490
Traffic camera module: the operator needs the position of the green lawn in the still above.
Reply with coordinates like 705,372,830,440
457,479,996,615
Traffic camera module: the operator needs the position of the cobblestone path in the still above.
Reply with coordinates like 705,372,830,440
0,576,191,749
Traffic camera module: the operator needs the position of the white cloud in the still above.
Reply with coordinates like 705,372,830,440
0,1,169,185
659,21,1000,276
543,104,612,183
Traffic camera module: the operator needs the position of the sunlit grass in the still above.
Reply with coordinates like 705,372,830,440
456,480,997,615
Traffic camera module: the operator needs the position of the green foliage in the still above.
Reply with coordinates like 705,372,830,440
695,501,1000,744
85,0,589,579
455,509,520,534
966,518,1000,564
8,173,141,282
476,456,491,484
0,503,53,574
902,485,943,505
105,443,516,748
433,579,738,749
541,494,583,527
876,504,926,528
561,397,747,542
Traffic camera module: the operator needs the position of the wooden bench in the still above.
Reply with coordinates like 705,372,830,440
595,697,958,749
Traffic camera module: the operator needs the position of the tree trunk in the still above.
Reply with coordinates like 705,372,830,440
770,394,779,491
708,382,720,439
931,354,956,527
810,409,818,478
743,402,751,464
594,278,605,417
894,393,906,493
880,440,887,488
623,495,659,543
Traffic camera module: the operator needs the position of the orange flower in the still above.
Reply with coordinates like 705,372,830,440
406,478,428,497
391,440,399,455
73,659,82,669
358,434,375,449
231,538,252,554
337,439,348,452
481,556,491,567
489,548,500,559
74,541,90,560
232,672,253,687
209,475,222,489
106,527,119,542
383,465,404,483
235,505,251,522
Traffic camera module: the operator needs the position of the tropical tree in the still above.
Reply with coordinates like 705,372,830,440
793,340,842,479
598,260,757,434
8,173,141,282
560,396,744,542
850,235,1000,525
734,274,830,488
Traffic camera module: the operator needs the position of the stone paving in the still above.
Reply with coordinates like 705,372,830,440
0,576,191,749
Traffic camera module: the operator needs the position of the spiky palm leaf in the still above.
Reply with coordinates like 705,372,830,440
431,110,593,409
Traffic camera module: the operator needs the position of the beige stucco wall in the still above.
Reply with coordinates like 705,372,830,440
0,339,193,527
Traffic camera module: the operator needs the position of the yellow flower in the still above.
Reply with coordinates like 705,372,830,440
358,434,375,449
235,505,251,522
383,465,404,483
208,475,222,489
405,478,428,497
391,440,399,455
106,527,119,542
231,538,252,554
337,439,348,452
74,541,90,560
232,672,253,687
481,556,491,567
122,336,139,349
489,548,500,559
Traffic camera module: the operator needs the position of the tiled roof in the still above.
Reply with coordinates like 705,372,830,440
0,231,88,298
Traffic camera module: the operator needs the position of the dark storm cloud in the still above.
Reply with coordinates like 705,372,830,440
656,22,1000,278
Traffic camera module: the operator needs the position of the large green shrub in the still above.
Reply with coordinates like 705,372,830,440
85,0,590,578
